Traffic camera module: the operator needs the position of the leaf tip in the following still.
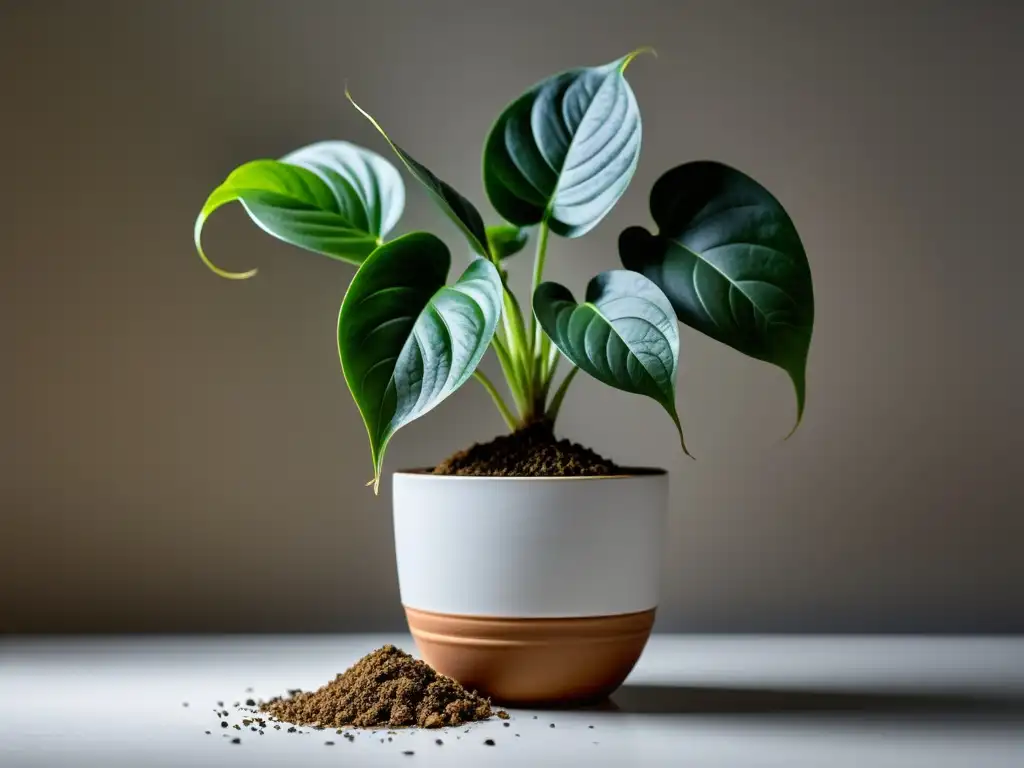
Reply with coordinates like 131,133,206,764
621,46,657,72
783,365,807,440
668,407,693,459
678,426,695,460
345,88,399,161
783,403,805,441
193,213,258,280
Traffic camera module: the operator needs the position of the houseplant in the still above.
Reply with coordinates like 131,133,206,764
193,50,814,703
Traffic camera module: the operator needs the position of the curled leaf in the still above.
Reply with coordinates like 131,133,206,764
194,142,404,278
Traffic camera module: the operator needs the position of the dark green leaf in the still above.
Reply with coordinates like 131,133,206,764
194,142,404,278
483,50,649,239
347,90,489,256
485,224,530,260
338,232,503,490
534,270,687,452
619,161,814,426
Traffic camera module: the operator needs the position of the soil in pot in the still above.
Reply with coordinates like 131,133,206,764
432,421,619,477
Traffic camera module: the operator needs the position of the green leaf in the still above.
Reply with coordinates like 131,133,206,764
338,232,503,490
533,270,687,452
347,90,490,256
619,161,814,428
282,141,405,240
483,50,649,239
194,141,404,278
485,224,530,260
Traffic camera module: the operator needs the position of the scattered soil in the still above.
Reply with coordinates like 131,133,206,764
433,421,619,477
261,645,491,729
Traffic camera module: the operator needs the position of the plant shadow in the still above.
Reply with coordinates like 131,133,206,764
597,684,1024,717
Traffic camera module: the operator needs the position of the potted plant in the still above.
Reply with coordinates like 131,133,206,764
193,50,814,704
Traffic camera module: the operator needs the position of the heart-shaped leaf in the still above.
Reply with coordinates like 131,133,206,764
483,50,648,238
194,141,404,278
347,90,490,256
486,224,530,260
619,161,814,426
533,270,687,452
338,232,503,490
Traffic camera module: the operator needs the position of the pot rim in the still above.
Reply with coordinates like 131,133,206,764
394,466,667,481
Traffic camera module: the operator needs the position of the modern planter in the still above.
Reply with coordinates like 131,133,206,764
393,469,668,705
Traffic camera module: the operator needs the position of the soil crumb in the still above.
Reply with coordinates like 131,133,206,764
261,645,491,729
433,421,618,477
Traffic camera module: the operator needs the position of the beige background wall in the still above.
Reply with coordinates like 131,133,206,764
2,0,1022,633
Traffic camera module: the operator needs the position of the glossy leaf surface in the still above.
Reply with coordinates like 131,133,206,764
620,161,814,424
486,224,530,260
533,269,686,450
338,233,503,489
484,51,646,238
194,142,404,278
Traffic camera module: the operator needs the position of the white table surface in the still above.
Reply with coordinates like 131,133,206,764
2,635,1023,767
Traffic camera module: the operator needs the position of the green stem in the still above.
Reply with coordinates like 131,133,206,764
527,220,551,413
491,336,528,416
546,366,579,424
546,342,561,381
529,221,551,362
540,346,562,401
473,369,517,430
502,287,531,375
537,333,552,384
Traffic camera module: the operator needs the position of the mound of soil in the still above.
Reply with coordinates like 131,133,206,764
432,421,619,477
261,645,491,729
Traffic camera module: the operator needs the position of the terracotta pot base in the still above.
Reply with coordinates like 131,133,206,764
405,606,655,705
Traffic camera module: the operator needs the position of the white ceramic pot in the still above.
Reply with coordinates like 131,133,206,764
392,470,668,704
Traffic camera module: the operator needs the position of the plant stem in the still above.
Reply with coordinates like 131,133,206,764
529,221,551,362
527,220,551,413
540,346,562,401
490,336,528,415
546,366,579,424
473,369,517,430
502,287,531,383
546,342,562,382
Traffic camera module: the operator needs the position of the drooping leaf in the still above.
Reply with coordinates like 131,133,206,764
483,50,649,239
619,161,814,427
347,90,490,256
194,142,404,278
486,224,530,260
338,232,503,490
533,270,687,452
282,141,405,241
